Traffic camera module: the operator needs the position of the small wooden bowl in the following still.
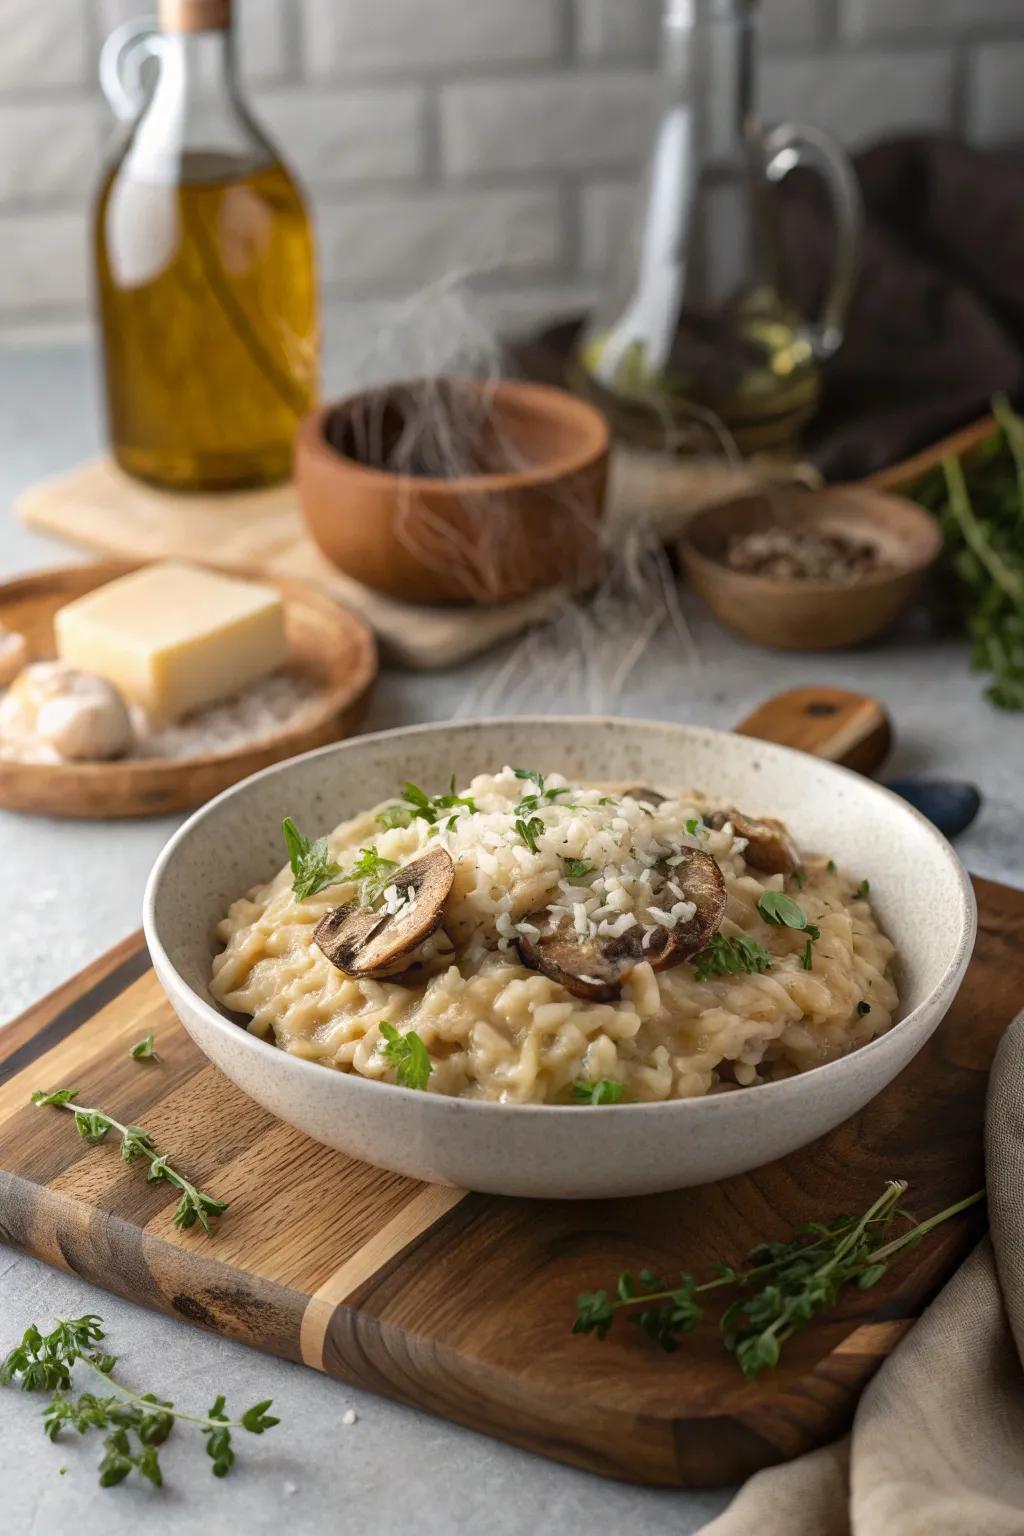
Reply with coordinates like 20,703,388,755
295,377,610,606
0,563,377,819
678,486,943,651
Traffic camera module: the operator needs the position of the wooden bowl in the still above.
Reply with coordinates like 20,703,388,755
0,563,377,819
678,486,943,651
295,377,610,606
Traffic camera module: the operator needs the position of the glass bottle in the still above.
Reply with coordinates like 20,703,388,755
94,0,319,491
578,0,862,455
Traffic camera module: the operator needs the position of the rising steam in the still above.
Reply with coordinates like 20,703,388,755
331,274,751,714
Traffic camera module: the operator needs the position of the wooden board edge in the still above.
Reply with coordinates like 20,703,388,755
0,931,148,1071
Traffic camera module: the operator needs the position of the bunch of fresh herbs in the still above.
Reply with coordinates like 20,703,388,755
911,394,1024,709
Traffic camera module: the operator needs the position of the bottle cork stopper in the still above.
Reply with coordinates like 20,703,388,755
159,0,231,31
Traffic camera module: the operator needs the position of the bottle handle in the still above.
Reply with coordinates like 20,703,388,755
99,17,165,123
763,122,863,362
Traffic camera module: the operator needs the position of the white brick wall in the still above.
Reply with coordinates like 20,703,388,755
0,0,1022,328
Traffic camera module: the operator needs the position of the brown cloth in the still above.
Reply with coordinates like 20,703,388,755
791,137,1024,480
698,1008,1024,1536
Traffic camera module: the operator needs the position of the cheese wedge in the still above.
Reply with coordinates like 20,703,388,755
55,562,288,722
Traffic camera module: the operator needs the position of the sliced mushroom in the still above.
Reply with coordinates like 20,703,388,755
517,848,726,1001
705,808,799,877
314,847,454,977
619,785,666,806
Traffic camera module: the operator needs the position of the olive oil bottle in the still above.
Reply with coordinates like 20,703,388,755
94,0,319,491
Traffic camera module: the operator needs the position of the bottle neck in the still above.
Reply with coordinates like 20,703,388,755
157,26,241,112
661,0,758,153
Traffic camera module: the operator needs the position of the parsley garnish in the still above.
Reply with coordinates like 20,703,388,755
757,891,820,940
792,869,807,889
826,859,837,873
378,1023,432,1091
515,816,545,854
512,769,573,815
31,1090,226,1233
129,1034,159,1063
572,1078,625,1105
282,816,343,900
344,847,399,902
855,879,871,899
377,777,477,831
801,939,813,971
691,934,772,981
563,858,594,880
0,1314,278,1489
685,818,701,836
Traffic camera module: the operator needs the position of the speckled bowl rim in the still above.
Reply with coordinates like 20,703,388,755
144,716,978,1118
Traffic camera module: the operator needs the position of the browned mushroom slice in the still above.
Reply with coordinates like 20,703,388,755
704,808,799,876
313,847,455,977
620,785,666,806
517,848,726,1000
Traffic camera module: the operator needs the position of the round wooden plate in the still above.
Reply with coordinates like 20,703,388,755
0,562,378,819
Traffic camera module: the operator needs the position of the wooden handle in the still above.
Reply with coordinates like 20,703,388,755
735,687,892,775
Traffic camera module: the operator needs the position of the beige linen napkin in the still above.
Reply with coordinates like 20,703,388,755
701,1009,1024,1536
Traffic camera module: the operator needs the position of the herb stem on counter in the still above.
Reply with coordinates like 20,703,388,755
573,1180,985,1377
1,1315,278,1488
30,1089,226,1234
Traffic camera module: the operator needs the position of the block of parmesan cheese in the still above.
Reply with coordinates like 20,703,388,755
55,562,288,722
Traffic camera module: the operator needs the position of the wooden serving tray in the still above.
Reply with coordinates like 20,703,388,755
1,879,1020,1487
0,563,376,818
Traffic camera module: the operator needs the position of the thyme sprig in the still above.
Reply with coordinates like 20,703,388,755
1,1315,278,1488
31,1090,226,1234
573,1180,985,1376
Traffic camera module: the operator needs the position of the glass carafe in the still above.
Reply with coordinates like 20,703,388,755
95,0,319,491
578,0,862,454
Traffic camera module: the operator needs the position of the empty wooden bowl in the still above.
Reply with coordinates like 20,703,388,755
295,377,610,606
678,485,943,651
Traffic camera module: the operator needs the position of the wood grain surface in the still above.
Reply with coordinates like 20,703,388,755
0,562,377,818
1,876,1017,1486
735,687,893,775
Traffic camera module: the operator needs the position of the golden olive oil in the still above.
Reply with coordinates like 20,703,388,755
95,152,318,492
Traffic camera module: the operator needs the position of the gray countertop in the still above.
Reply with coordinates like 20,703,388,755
1,340,1021,1536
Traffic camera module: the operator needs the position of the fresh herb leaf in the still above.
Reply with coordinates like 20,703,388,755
514,768,545,790
31,1091,226,1234
691,934,772,982
515,816,545,854
129,1034,159,1063
572,1078,625,1105
573,1181,985,1374
2,1315,278,1489
378,1022,432,1091
345,847,399,903
857,1000,871,1016
792,870,807,889
563,858,594,880
855,879,871,899
378,779,476,831
757,891,820,939
282,817,343,900
801,939,813,971
685,818,701,836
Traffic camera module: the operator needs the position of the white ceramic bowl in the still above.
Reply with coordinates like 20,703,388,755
144,717,977,1200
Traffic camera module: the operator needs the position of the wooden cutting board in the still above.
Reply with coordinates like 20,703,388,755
0,877,1018,1487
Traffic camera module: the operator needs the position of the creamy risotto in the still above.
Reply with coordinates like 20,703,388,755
210,768,898,1104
